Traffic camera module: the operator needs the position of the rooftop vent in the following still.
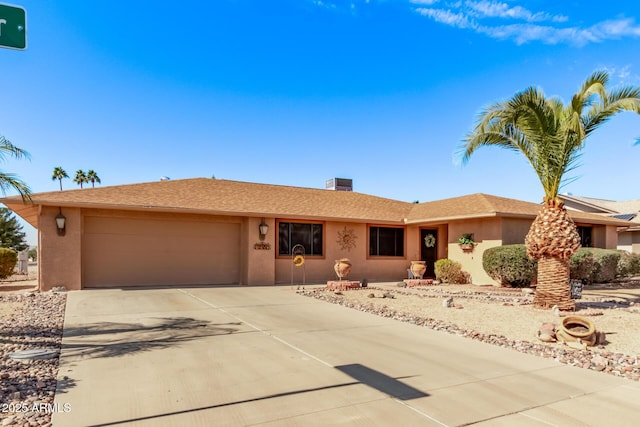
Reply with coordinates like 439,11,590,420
326,178,352,191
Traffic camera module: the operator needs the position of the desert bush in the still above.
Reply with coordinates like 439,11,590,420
570,248,596,284
569,248,621,284
617,251,640,278
482,245,537,287
0,248,17,279
482,244,626,286
588,248,621,283
434,259,470,284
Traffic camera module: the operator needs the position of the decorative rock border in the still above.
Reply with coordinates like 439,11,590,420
326,280,361,291
403,279,434,287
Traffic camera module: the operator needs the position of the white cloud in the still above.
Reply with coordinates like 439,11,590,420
412,1,640,46
465,1,567,23
590,18,640,39
415,8,475,29
479,24,598,46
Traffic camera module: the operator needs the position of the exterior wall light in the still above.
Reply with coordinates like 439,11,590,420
259,218,269,241
56,209,66,236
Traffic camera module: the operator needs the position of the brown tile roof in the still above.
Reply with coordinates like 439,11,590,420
560,194,640,224
1,179,631,228
406,193,540,222
406,193,631,226
2,178,412,225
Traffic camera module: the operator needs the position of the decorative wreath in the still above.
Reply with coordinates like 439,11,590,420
424,233,436,248
293,255,305,267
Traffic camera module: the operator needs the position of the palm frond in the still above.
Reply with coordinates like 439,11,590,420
582,86,640,136
460,69,640,201
459,71,640,200
0,171,32,202
571,70,608,114
0,135,31,162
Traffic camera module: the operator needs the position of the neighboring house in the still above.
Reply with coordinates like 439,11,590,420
559,194,640,254
1,178,629,291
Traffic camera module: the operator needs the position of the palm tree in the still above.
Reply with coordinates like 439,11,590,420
0,135,31,201
52,166,69,191
461,70,640,310
73,169,88,189
86,170,101,188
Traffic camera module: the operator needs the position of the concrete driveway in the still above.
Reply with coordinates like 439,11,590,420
53,286,640,426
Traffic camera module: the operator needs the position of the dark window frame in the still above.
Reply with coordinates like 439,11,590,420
368,225,405,257
576,225,593,248
277,220,324,257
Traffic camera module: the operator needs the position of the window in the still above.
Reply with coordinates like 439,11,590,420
577,226,592,248
369,226,404,257
278,222,323,256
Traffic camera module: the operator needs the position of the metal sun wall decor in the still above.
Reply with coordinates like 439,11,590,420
336,226,357,252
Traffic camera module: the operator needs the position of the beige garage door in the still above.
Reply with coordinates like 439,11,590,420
83,216,241,287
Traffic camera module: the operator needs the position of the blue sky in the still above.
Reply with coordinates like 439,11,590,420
2,0,640,246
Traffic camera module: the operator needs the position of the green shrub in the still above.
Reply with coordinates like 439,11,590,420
482,245,537,287
617,251,640,278
570,248,596,284
589,248,621,283
482,245,627,286
0,248,17,279
434,259,470,284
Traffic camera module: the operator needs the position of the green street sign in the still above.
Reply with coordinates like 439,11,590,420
0,3,26,50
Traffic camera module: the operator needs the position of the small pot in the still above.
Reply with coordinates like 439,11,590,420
410,261,426,279
334,258,352,280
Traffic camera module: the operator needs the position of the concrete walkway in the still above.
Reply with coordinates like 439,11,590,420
53,286,640,426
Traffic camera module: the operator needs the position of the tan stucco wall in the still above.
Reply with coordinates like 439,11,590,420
448,218,503,244
275,221,419,285
38,206,82,291
38,208,425,289
617,231,640,254
588,224,619,250
446,218,503,285
631,232,640,255
38,207,254,290
36,202,626,291
244,217,276,286
501,218,532,245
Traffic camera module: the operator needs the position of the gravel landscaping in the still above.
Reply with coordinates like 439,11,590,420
0,291,66,427
298,281,640,382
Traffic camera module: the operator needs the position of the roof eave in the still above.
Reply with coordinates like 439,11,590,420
25,201,405,225
405,212,501,224
559,194,618,214
1,201,39,228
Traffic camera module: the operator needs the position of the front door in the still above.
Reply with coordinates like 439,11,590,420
420,229,438,278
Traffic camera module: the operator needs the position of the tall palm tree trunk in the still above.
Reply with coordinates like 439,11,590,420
535,256,574,310
525,201,581,310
